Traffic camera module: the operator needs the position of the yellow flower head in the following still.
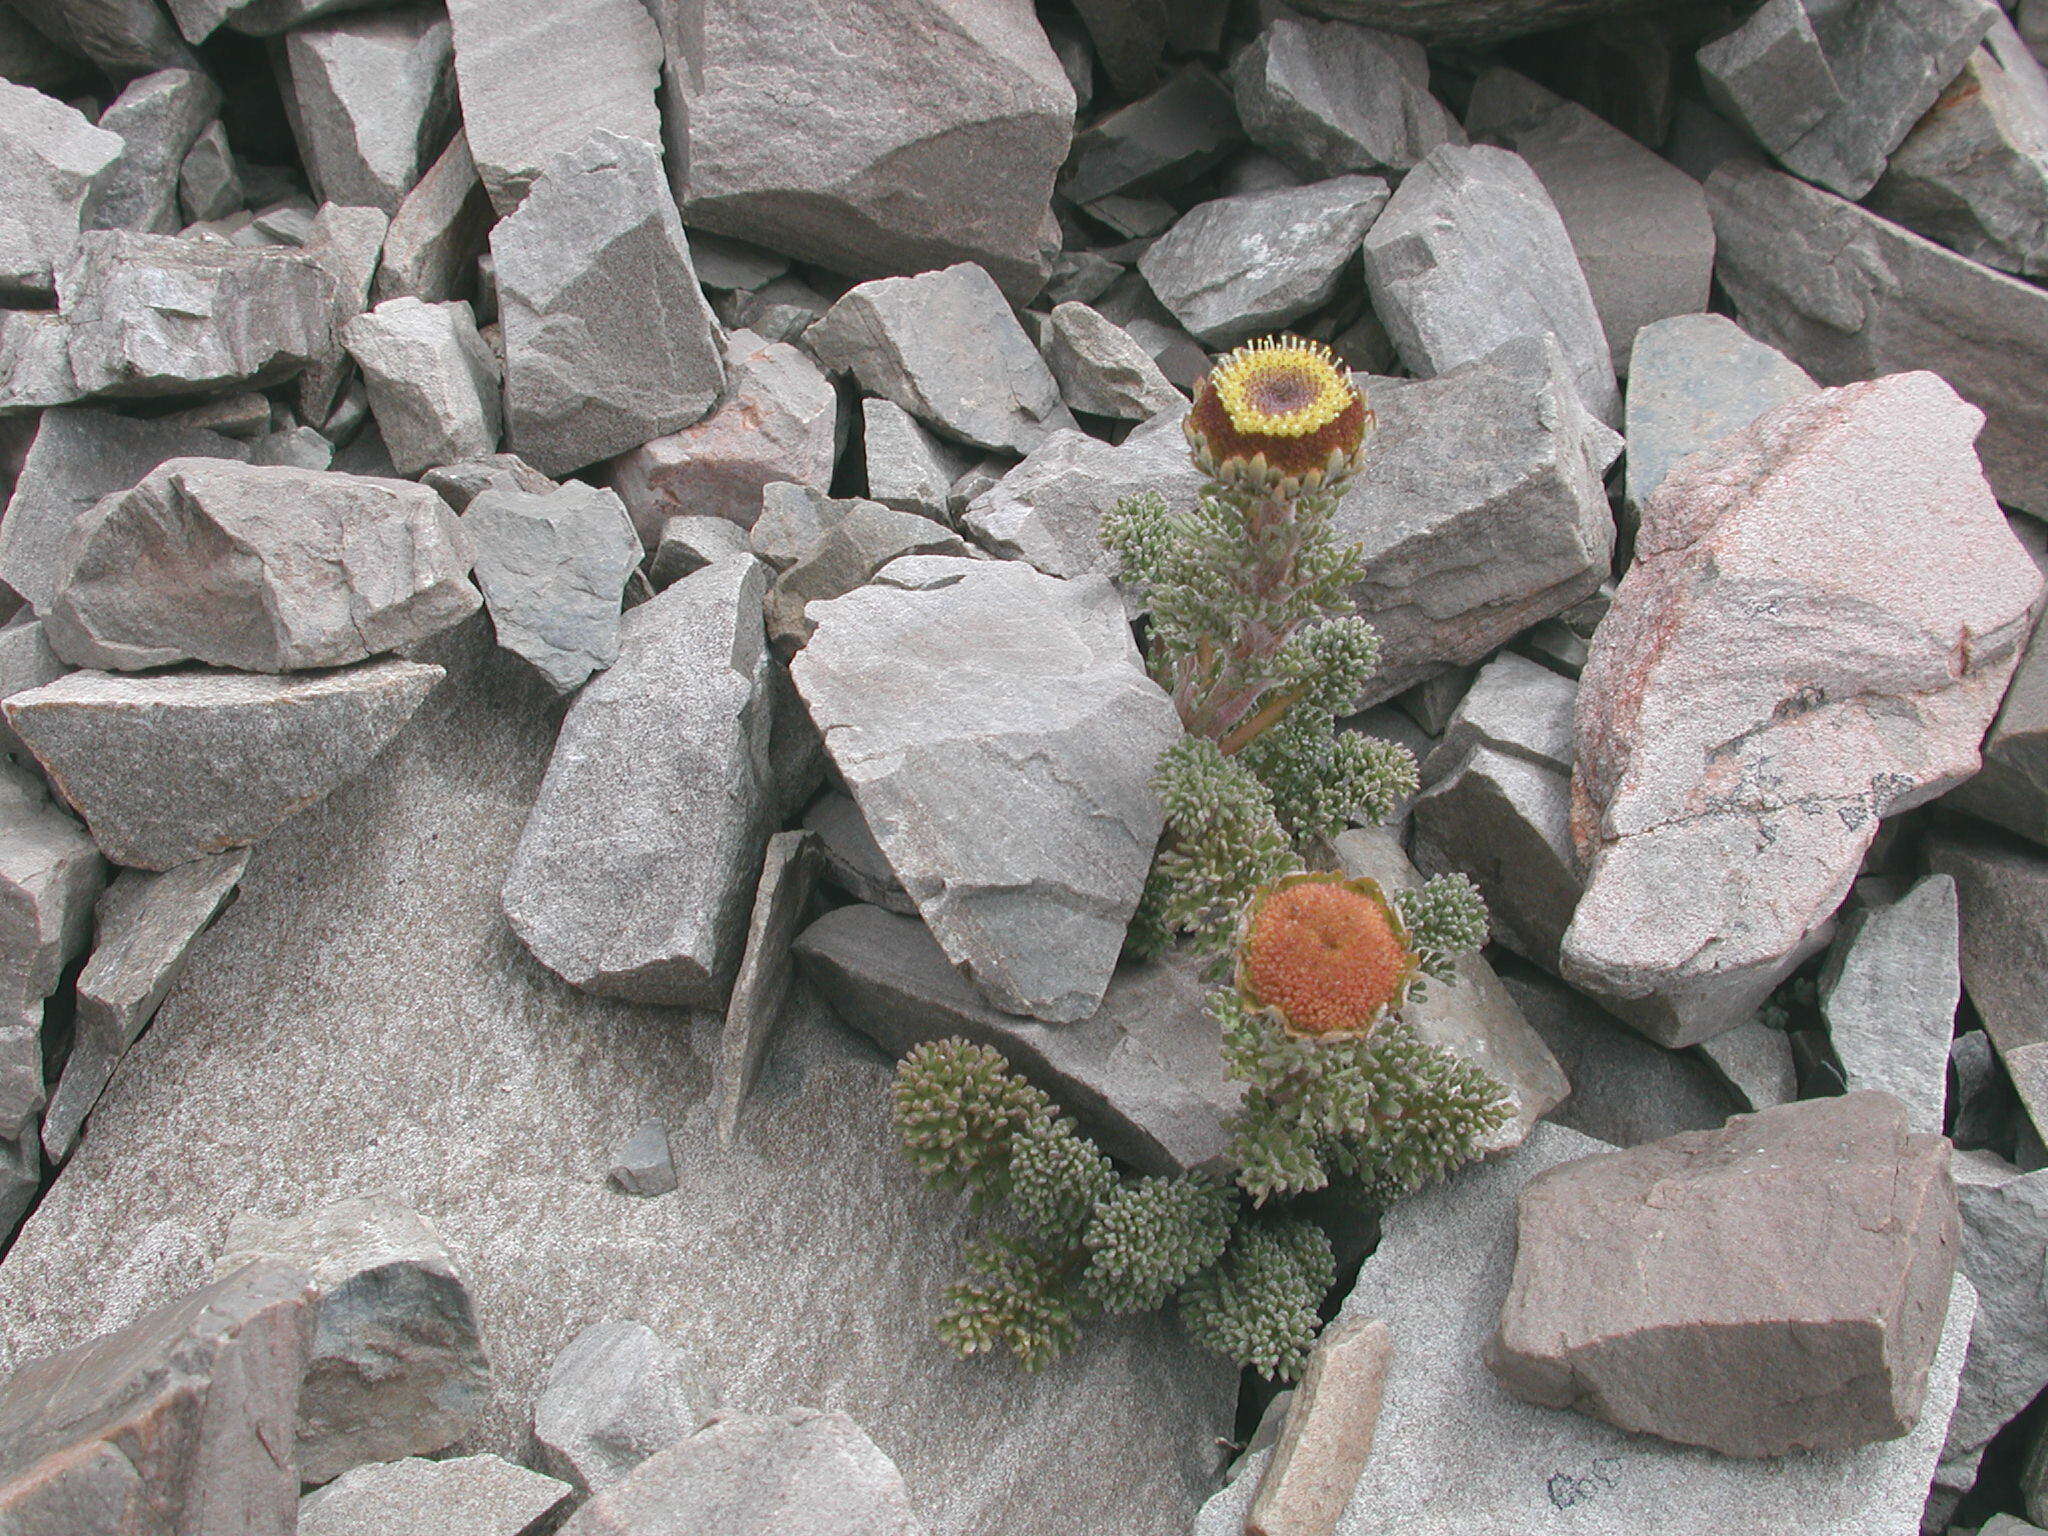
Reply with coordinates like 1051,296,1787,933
1236,872,1419,1039
1186,337,1372,492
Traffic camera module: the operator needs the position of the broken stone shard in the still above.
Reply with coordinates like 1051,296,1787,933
1041,302,1182,421
0,79,122,300
297,1454,570,1536
535,1320,709,1492
282,3,456,215
609,1118,678,1198
83,67,219,235
1230,16,1461,177
465,482,641,694
341,297,501,477
1820,875,1961,1137
717,829,823,1142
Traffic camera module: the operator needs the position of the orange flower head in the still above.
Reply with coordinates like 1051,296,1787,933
1237,873,1418,1038
1185,337,1373,493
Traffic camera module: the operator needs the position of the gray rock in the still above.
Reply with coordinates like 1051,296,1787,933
420,451,556,513
558,1406,925,1536
658,0,1072,303
493,131,725,477
1044,250,1122,306
1420,651,1574,787
609,1119,677,1197
4,659,443,870
603,329,836,543
218,1194,491,1483
862,398,975,524
1464,68,1713,373
1692,1018,1799,1114
1041,302,1181,421
0,405,251,613
1928,829,2048,1148
0,309,79,416
717,830,822,1143
1567,373,2041,1047
1698,0,1997,199
1337,337,1620,703
298,1454,570,1536
0,623,69,763
464,482,642,691
0,1260,314,1536
42,848,247,1162
1949,519,2048,845
176,117,240,223
9,0,194,75
765,500,966,652
251,424,334,465
0,1132,33,1241
282,3,455,215
648,515,751,591
1361,143,1619,426
1063,65,1241,207
791,557,1177,1024
534,1321,710,1492
1820,875,1961,1136
1946,1151,2048,1461
44,458,479,674
797,901,1239,1177
59,232,337,400
446,0,660,214
686,232,789,293
748,483,842,572
1138,176,1389,349
342,297,500,476
1230,16,1460,178
1245,1314,1392,1536
802,793,914,915
1488,1094,1960,1457
718,274,831,349
1708,152,2048,520
0,79,121,300
373,129,491,306
501,557,775,1006
82,67,219,235
1621,313,1817,519
297,201,392,427
1196,1121,1977,1536
807,264,1073,455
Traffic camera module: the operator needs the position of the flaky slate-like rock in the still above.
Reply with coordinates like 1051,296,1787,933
1928,829,2048,1146
807,264,1073,455
1820,876,1961,1137
299,1454,570,1536
792,557,1178,1024
1139,176,1390,348
446,0,661,214
1245,1314,1392,1536
374,130,492,306
494,131,725,478
1287,0,1698,43
298,201,391,426
465,482,641,693
1230,16,1459,177
217,1194,491,1483
10,0,194,76
45,458,479,674
658,0,1074,302
1487,1094,1960,1457
342,297,500,476
0,79,121,299
1361,143,1618,425
177,119,239,223
535,1321,709,1492
282,4,456,215
717,830,822,1142
4,660,443,870
83,67,218,235
1709,154,2048,519
1565,373,2042,1047
502,557,775,1006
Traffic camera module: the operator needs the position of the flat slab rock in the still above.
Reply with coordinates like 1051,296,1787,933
1565,371,2043,1047
791,556,1178,1025
298,1453,571,1536
0,618,1233,1536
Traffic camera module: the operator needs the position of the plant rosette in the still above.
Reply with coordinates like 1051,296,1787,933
1234,870,1421,1040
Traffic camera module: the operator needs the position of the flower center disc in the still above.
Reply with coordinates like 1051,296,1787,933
1242,879,1411,1036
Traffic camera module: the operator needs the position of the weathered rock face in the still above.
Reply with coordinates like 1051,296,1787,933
501,557,775,1007
1819,875,1961,1137
0,80,122,300
216,1194,491,1484
281,3,456,215
1336,337,1620,703
1565,372,2042,1047
465,483,642,693
1062,65,1241,206
807,264,1074,456
655,0,1073,302
717,829,823,1140
492,131,725,478
8,0,194,84
4,660,443,871
445,0,662,214
1487,1094,1961,1457
862,399,975,524
1361,143,1619,426
1948,519,2048,844
792,557,1178,1025
341,296,500,477
1928,828,2048,1146
533,1320,709,1492
44,458,479,674
1041,302,1181,422
1286,0,1698,44
375,130,492,307
764,500,965,653
0,620,1234,1536
84,67,219,235
1709,155,2048,520
1229,16,1460,178
1244,1314,1392,1536
0,1260,316,1536
298,1453,571,1536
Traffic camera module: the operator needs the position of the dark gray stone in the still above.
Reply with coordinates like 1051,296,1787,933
1230,16,1459,177
373,128,491,308
716,832,822,1143
0,79,121,299
1946,1151,2048,1461
802,793,913,915
1820,875,1961,1136
648,515,751,591
1041,302,1181,421
82,67,218,235
176,118,239,223
862,399,974,526
1929,829,2048,1148
1062,64,1241,208
609,1119,677,1197
281,3,456,215
465,483,641,693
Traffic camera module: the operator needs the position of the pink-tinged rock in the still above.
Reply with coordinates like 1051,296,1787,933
602,328,839,546
1564,370,2043,1047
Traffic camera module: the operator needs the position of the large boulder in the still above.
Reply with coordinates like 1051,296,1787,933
1565,372,2042,1047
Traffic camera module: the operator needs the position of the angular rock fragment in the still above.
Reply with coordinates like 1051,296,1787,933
603,330,836,542
765,499,964,652
342,297,499,476
1708,154,2048,519
493,131,725,477
1488,1094,1960,1456
45,459,479,674
1063,65,1240,207
296,202,391,426
806,264,1073,455
298,1453,570,1536
1566,373,2042,1046
83,67,219,235
42,848,246,1161
861,399,973,524
792,557,1177,1023
1139,176,1390,348
0,624,68,764
1943,1152,2048,1464
446,0,660,214
466,482,641,693
1949,536,2048,846
1820,876,1960,1136
648,515,750,591
660,0,1072,302
609,1119,676,1197
501,557,775,1006
1420,652,1574,787
1230,16,1460,178
10,0,194,76
0,79,121,299
0,1259,314,1536
420,451,556,513
1361,143,1618,425
1928,829,2048,1147
282,4,455,214
0,310,78,415
1465,68,1712,372
177,118,239,223
535,1321,709,1493
373,130,491,306
803,794,913,915
717,830,822,1141
1245,1315,1391,1536
1042,302,1181,421
4,660,443,870
1692,1016,1799,1114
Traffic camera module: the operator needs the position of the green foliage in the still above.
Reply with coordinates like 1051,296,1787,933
1180,1218,1335,1381
1079,1175,1235,1313
936,1234,1079,1371
1394,873,1490,988
1010,1118,1116,1249
891,1038,1053,1206
1128,739,1296,956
